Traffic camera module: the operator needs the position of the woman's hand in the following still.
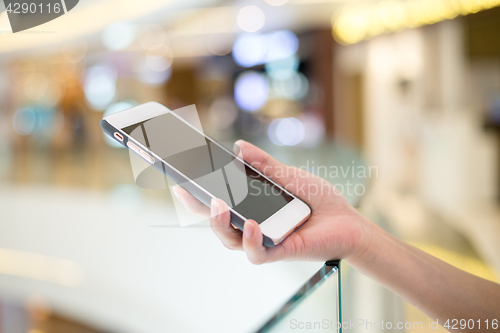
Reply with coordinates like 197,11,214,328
177,141,500,328
173,140,377,265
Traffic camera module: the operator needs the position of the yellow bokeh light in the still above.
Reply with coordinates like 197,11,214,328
333,4,372,45
377,0,408,32
332,0,500,45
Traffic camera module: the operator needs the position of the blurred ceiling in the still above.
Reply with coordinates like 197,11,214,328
0,0,222,54
1,0,499,57
0,0,350,55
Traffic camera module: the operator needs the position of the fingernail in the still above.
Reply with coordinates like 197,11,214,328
211,198,219,218
244,221,254,239
234,140,244,154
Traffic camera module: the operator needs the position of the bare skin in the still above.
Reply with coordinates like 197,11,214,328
173,140,500,331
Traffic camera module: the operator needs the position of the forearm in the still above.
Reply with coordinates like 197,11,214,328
347,220,500,329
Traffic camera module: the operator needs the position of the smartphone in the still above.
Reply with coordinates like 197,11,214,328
100,102,311,247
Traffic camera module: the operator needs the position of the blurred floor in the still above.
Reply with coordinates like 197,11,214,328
0,183,326,333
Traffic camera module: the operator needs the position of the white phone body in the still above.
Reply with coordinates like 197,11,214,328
101,102,311,246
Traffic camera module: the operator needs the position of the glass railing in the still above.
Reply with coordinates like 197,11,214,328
256,260,342,333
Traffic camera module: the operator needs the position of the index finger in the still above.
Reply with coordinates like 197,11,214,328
235,140,336,206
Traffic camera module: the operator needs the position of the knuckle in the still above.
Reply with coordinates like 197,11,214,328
261,153,270,167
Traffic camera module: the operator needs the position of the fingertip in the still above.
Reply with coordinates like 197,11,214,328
235,139,246,146
234,140,245,155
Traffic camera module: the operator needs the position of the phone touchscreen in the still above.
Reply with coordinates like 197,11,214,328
122,113,293,224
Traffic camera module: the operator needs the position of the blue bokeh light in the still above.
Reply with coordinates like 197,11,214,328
84,65,117,111
266,30,299,62
268,117,305,146
102,22,137,51
265,55,299,79
232,30,299,68
12,108,36,136
272,71,309,100
232,33,267,68
234,71,269,112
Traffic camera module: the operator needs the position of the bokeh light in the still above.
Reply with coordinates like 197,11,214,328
12,107,63,139
237,6,265,33
268,117,305,146
33,107,64,140
138,24,167,50
265,55,299,79
208,96,238,130
234,71,269,112
232,33,267,67
146,45,174,72
12,108,36,136
331,0,500,45
51,55,85,83
135,58,172,86
232,30,299,68
266,30,299,62
12,59,36,86
84,65,117,111
332,4,372,45
265,0,289,6
267,118,282,146
39,80,63,108
62,39,88,63
300,114,325,147
101,22,137,51
24,73,48,101
207,33,235,56
271,72,309,100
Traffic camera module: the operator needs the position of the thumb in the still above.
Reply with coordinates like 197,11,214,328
242,220,268,265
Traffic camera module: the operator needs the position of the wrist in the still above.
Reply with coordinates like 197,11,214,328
345,215,391,268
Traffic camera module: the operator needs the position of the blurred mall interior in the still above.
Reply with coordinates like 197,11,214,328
0,0,500,332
